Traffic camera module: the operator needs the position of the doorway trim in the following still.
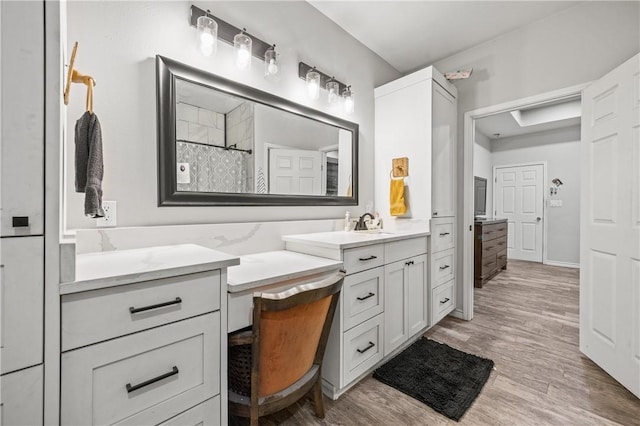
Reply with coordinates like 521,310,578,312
461,83,588,321
492,161,547,263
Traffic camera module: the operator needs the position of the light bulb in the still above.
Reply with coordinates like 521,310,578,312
327,80,340,105
267,59,278,75
199,31,215,56
236,45,251,69
344,97,354,113
196,13,217,57
234,30,252,70
305,68,321,100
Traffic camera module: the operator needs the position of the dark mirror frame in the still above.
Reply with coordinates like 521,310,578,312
156,55,359,206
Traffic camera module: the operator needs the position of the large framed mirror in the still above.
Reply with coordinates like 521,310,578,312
156,56,358,206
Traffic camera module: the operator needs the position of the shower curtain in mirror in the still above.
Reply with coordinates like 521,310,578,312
176,141,252,193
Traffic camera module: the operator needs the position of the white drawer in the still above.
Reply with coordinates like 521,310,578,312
61,313,220,426
431,248,455,287
343,244,384,275
384,237,428,264
62,270,220,351
431,218,455,252
432,279,455,325
0,365,43,425
158,396,220,426
343,267,384,330
0,236,43,374
343,313,384,385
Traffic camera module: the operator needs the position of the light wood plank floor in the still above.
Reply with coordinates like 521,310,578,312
232,260,640,425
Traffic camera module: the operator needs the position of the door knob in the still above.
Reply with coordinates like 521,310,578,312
536,217,541,222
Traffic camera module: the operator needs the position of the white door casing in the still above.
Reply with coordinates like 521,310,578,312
580,53,640,398
268,148,321,195
494,163,545,262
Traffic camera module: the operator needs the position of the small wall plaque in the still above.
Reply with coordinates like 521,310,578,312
392,157,408,178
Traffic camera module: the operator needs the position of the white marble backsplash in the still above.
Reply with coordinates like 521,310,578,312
75,218,345,255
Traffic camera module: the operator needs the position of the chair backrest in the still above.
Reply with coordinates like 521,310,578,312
252,271,345,397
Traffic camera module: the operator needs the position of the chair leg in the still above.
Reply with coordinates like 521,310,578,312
312,378,325,418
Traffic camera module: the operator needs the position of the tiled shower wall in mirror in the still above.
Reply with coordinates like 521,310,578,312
176,102,254,193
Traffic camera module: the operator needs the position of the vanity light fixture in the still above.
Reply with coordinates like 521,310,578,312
306,67,321,100
264,45,278,76
327,78,340,104
189,5,276,65
196,10,218,57
342,85,355,114
298,62,349,105
234,29,252,70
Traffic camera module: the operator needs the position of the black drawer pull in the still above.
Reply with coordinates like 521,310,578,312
440,297,450,304
439,265,450,270
358,255,377,262
126,366,178,393
130,297,182,314
357,341,375,354
439,232,450,236
357,292,375,301
405,260,415,266
433,211,438,216
12,216,29,227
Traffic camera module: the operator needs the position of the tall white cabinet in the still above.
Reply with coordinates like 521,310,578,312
0,2,46,423
375,66,458,325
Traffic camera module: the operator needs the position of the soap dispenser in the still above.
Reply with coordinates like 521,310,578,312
344,211,350,231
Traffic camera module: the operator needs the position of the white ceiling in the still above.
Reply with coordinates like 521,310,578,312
308,1,580,73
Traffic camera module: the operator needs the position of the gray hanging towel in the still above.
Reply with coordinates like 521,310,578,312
75,111,105,218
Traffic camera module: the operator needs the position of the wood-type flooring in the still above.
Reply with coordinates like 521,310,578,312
230,260,640,425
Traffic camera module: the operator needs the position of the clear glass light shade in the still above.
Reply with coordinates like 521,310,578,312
264,47,278,76
342,87,355,114
306,69,321,100
234,31,252,70
196,15,218,57
326,80,340,104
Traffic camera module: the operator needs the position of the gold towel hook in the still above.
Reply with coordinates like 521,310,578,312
63,41,97,108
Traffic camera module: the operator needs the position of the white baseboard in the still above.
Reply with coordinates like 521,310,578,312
544,260,580,269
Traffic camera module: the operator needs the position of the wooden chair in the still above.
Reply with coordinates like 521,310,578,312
228,271,345,425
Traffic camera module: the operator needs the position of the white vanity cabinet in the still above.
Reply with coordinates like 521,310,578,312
0,365,44,425
374,65,457,220
283,232,429,399
430,217,457,324
384,254,428,355
59,245,238,426
0,1,45,237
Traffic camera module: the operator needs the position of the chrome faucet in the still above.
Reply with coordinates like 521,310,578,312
354,213,376,231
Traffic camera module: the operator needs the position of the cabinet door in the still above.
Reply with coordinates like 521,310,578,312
431,83,456,218
407,254,428,335
0,236,44,374
384,260,408,356
0,1,45,236
0,365,43,425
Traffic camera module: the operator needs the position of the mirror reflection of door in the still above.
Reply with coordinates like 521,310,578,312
268,148,322,195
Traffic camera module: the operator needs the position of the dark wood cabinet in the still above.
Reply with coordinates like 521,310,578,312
474,219,508,288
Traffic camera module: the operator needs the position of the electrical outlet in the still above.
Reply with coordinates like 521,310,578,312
96,201,117,227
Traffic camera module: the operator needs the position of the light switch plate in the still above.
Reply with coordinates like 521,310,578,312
549,199,563,207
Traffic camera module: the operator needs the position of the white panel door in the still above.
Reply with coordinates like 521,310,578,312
494,164,544,262
268,148,321,195
580,53,640,398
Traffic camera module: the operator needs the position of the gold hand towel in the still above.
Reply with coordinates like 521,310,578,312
390,178,407,216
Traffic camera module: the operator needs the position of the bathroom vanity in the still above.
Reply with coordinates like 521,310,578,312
282,228,453,399
58,244,238,425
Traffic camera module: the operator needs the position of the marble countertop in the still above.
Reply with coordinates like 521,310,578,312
282,227,430,250
227,250,343,293
60,244,240,295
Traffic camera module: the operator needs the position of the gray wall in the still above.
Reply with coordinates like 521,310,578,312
65,1,400,230
473,132,492,217
491,126,581,265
